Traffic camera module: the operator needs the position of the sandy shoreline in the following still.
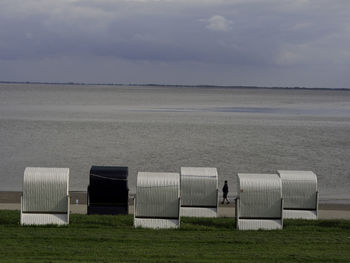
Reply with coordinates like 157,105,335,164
1,203,350,219
1,191,350,219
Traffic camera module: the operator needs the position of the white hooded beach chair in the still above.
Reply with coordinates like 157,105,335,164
235,173,283,230
134,172,180,229
21,167,70,225
277,170,318,219
180,167,218,218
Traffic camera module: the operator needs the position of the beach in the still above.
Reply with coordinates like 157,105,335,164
0,84,349,203
1,191,349,219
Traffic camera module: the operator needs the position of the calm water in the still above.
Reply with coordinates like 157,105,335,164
1,84,350,203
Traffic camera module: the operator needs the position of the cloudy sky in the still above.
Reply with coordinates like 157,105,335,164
0,0,350,88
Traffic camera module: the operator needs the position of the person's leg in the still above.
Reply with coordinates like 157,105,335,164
222,193,227,204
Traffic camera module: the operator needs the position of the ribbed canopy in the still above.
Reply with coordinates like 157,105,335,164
135,172,180,219
277,170,317,209
180,167,218,207
237,173,282,218
22,167,69,213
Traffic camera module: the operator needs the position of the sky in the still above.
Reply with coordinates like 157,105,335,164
0,0,350,88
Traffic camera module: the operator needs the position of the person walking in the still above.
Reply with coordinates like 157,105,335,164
222,180,229,204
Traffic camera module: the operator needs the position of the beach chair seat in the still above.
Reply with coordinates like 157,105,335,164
277,170,318,220
180,167,218,218
21,213,69,225
87,166,129,215
134,172,180,229
235,173,283,230
21,167,70,225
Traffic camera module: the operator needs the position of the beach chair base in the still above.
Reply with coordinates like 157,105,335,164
180,207,217,218
237,219,283,230
283,209,317,220
21,213,69,225
134,218,179,229
87,205,128,215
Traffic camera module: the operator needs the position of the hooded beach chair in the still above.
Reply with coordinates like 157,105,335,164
180,167,218,217
235,173,283,230
87,166,129,215
21,167,70,225
277,170,318,219
134,172,180,229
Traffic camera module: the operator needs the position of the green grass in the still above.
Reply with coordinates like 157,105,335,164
0,210,350,262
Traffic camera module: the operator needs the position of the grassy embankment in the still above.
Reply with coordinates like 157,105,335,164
0,210,349,262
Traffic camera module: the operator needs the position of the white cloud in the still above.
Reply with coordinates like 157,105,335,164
205,15,233,32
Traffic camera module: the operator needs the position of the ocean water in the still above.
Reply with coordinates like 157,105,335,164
1,84,350,203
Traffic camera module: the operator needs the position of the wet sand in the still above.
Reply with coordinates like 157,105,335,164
1,85,350,202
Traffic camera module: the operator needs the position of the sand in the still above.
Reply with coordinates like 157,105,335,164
1,191,349,219
1,204,350,219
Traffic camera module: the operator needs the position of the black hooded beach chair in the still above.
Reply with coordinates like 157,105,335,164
87,166,129,215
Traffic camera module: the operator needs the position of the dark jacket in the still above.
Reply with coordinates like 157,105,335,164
222,183,228,194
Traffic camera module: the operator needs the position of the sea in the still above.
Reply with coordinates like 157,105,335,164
1,83,349,203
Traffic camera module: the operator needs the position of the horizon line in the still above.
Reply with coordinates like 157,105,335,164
0,80,349,91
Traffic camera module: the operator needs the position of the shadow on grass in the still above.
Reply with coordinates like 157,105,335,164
0,210,20,225
284,219,350,231
180,217,236,231
1,210,350,232
315,220,350,230
69,214,134,228
0,211,135,228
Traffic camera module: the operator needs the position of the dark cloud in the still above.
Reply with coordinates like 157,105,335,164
0,0,349,88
